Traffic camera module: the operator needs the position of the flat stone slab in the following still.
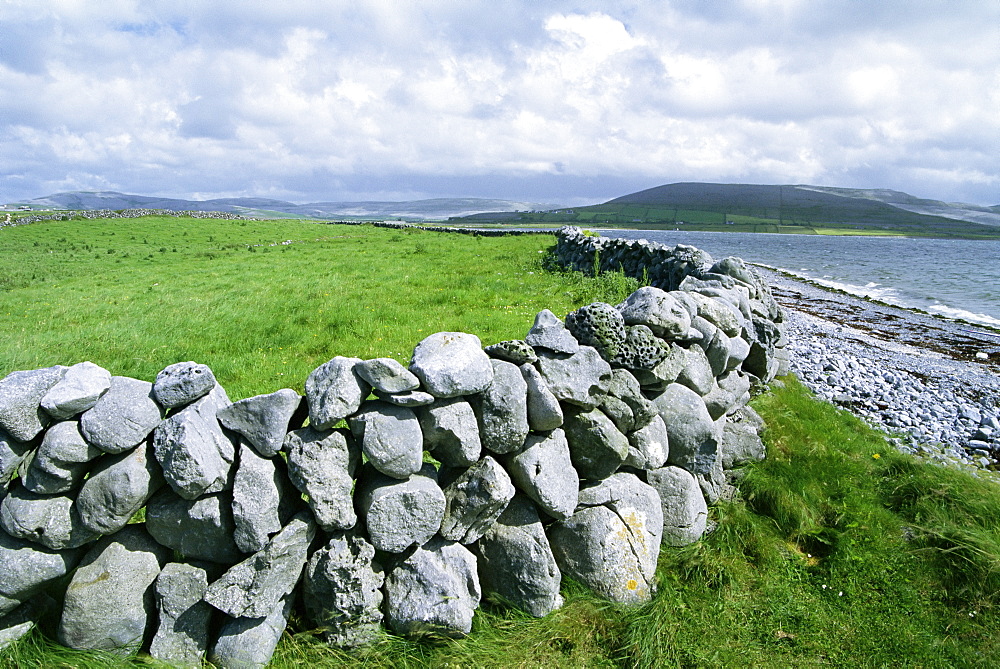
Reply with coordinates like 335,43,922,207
145,489,243,564
209,594,293,669
474,359,528,455
232,442,298,553
303,531,385,648
355,358,420,394
153,362,216,409
409,332,494,398
76,441,164,535
150,562,212,668
58,525,169,654
305,357,369,430
507,428,579,520
484,340,538,365
285,427,359,532
475,494,563,617
440,455,515,544
384,536,481,638
80,376,163,454
40,361,111,420
520,363,563,431
348,401,423,480
217,388,306,458
0,430,31,486
0,366,65,442
357,464,445,553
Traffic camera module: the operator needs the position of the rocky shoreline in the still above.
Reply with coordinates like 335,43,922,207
758,266,1000,470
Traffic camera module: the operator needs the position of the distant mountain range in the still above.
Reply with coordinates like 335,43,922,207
2,191,559,221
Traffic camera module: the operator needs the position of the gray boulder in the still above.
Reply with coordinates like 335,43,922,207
348,401,423,480
76,441,164,535
418,398,482,468
153,362,216,409
232,442,298,553
506,429,579,520
204,513,315,619
702,383,735,421
652,384,719,477
23,421,101,494
474,359,529,455
305,356,369,430
153,385,235,500
355,357,420,393
0,529,80,617
630,342,686,390
525,309,579,354
562,406,629,481
549,473,663,604
303,532,384,648
383,536,480,638
604,369,656,432
374,389,436,407
0,597,51,652
80,376,163,454
701,328,732,377
0,366,65,442
149,562,212,668
520,363,563,431
216,388,306,458
727,335,752,372
357,464,445,553
40,362,111,420
145,489,243,564
440,456,515,544
625,414,669,470
474,495,563,617
0,486,99,550
209,594,293,669
409,332,494,398
535,346,612,410
58,525,169,654
647,466,708,546
0,429,31,485
484,340,538,365
285,427,359,532
565,302,626,362
676,346,715,396
720,419,766,470
617,286,692,339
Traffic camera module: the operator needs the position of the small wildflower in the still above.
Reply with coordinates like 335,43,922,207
872,453,881,459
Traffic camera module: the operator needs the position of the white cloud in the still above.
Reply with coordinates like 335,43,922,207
1,1,998,204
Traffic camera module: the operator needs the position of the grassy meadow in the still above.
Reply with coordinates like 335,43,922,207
3,217,1000,667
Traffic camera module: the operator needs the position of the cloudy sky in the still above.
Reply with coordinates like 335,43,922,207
2,1,998,206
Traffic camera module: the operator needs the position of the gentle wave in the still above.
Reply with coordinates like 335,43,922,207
780,270,905,305
924,305,1000,328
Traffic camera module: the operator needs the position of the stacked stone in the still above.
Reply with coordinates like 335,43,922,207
0,268,780,665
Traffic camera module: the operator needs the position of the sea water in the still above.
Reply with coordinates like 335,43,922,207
595,229,1000,329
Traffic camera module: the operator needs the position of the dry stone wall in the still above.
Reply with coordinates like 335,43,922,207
0,228,784,667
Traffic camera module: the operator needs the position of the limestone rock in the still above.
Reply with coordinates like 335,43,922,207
629,342,686,390
355,357,420,393
535,346,612,410
150,562,212,668
525,309,579,354
418,398,482,468
0,486,99,550
384,536,480,638
303,532,384,648
506,428,579,520
625,414,669,470
204,512,315,619
617,286,692,339
348,401,423,480
440,456,515,544
40,362,111,420
409,332,494,398
0,430,31,485
474,359,529,455
520,363,563,431
676,346,715,396
565,302,626,362
76,441,164,535
374,389,436,407
651,383,719,477
611,324,671,372
305,356,369,430
720,419,766,470
0,529,80,617
153,362,217,409
647,466,708,546
23,420,102,494
209,594,293,669
232,442,299,553
484,340,538,365
58,525,169,654
549,473,663,604
285,427,359,532
81,376,163,454
0,366,65,442
604,368,656,431
216,388,306,458
153,385,235,500
0,597,50,652
562,406,629,481
145,489,243,564
357,464,445,553
474,495,563,617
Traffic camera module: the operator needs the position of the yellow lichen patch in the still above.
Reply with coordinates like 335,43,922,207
626,579,638,590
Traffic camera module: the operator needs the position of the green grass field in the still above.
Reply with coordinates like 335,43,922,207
3,217,1000,667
